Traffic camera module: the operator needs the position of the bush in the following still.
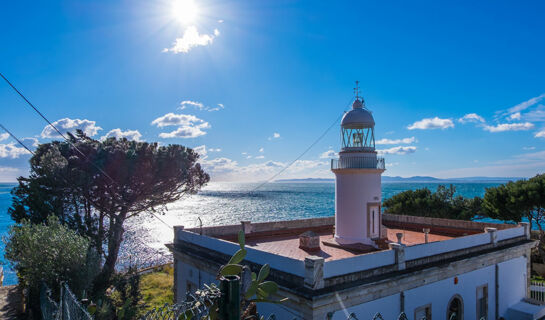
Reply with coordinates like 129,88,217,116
382,184,483,220
3,216,100,313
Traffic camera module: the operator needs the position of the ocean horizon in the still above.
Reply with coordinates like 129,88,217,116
0,181,508,286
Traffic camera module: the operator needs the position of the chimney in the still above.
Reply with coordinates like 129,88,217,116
300,231,320,251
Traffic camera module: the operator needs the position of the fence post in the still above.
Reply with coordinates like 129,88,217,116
219,275,240,320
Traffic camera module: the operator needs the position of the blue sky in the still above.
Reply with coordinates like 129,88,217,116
1,0,545,182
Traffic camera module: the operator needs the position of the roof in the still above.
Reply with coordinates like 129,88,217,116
341,99,375,128
241,227,453,261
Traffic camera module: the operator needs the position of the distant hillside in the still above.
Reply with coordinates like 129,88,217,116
275,176,523,183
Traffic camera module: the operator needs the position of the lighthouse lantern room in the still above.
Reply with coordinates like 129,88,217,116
331,83,386,247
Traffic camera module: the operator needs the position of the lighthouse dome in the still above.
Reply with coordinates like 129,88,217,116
341,99,375,128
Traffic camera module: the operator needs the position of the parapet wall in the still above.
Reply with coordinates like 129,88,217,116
382,213,514,236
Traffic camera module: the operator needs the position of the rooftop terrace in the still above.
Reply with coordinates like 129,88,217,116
173,213,529,290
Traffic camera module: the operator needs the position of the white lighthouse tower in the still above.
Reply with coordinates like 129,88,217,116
331,83,385,247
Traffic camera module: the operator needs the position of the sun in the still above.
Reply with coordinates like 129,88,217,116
172,0,200,24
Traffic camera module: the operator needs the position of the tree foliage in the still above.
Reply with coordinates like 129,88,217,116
3,216,100,313
382,184,483,220
483,174,545,261
8,131,210,295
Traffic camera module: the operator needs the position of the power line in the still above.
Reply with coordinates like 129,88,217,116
0,72,116,183
0,73,70,142
169,97,355,231
0,71,352,234
0,123,35,156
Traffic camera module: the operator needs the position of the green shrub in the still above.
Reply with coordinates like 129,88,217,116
3,216,100,312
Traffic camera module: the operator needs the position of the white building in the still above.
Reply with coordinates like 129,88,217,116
168,92,543,320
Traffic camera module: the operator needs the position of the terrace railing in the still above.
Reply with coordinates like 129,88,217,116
331,157,385,170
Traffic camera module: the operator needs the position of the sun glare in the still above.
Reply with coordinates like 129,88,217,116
172,0,200,24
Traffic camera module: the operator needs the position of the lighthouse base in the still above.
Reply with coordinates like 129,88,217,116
334,234,378,248
322,237,378,253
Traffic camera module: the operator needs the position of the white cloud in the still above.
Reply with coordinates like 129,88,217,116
0,143,30,158
377,146,417,155
523,146,536,150
375,137,416,145
152,113,210,139
507,93,545,115
508,112,521,121
101,129,142,141
208,104,225,112
151,113,206,128
159,125,209,138
320,149,337,159
179,100,205,110
536,129,545,138
22,137,39,147
255,155,265,159
209,148,221,152
41,118,102,138
483,122,534,133
163,26,220,54
524,105,545,122
458,113,485,124
386,162,399,168
0,133,9,141
200,157,330,182
178,100,224,112
193,145,208,158
268,132,281,140
407,117,454,130
259,148,264,153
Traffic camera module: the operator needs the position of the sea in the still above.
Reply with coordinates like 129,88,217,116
0,181,505,286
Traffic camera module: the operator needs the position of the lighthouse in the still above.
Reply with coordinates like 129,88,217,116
331,83,385,247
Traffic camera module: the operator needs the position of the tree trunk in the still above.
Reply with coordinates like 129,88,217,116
93,209,127,295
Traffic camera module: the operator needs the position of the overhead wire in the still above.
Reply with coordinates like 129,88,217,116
0,123,172,263
0,71,354,234
0,123,35,156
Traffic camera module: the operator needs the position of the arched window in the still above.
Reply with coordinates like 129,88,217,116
447,295,464,320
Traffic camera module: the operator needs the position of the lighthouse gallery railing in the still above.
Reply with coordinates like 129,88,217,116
331,157,385,170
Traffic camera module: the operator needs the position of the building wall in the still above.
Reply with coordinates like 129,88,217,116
175,253,528,320
326,256,527,320
403,265,496,320
331,293,401,320
498,256,527,318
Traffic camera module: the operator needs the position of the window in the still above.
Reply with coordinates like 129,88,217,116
415,304,431,320
447,295,463,320
353,132,363,147
476,285,488,320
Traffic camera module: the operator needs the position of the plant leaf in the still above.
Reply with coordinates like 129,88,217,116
220,264,243,276
244,281,258,299
258,281,278,295
257,287,268,299
228,248,246,265
257,264,270,283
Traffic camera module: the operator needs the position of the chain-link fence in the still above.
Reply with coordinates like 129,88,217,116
40,280,428,320
40,283,92,320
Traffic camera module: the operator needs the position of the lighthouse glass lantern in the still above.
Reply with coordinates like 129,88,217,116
331,87,386,247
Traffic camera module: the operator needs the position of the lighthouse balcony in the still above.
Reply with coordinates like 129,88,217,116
331,156,385,170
